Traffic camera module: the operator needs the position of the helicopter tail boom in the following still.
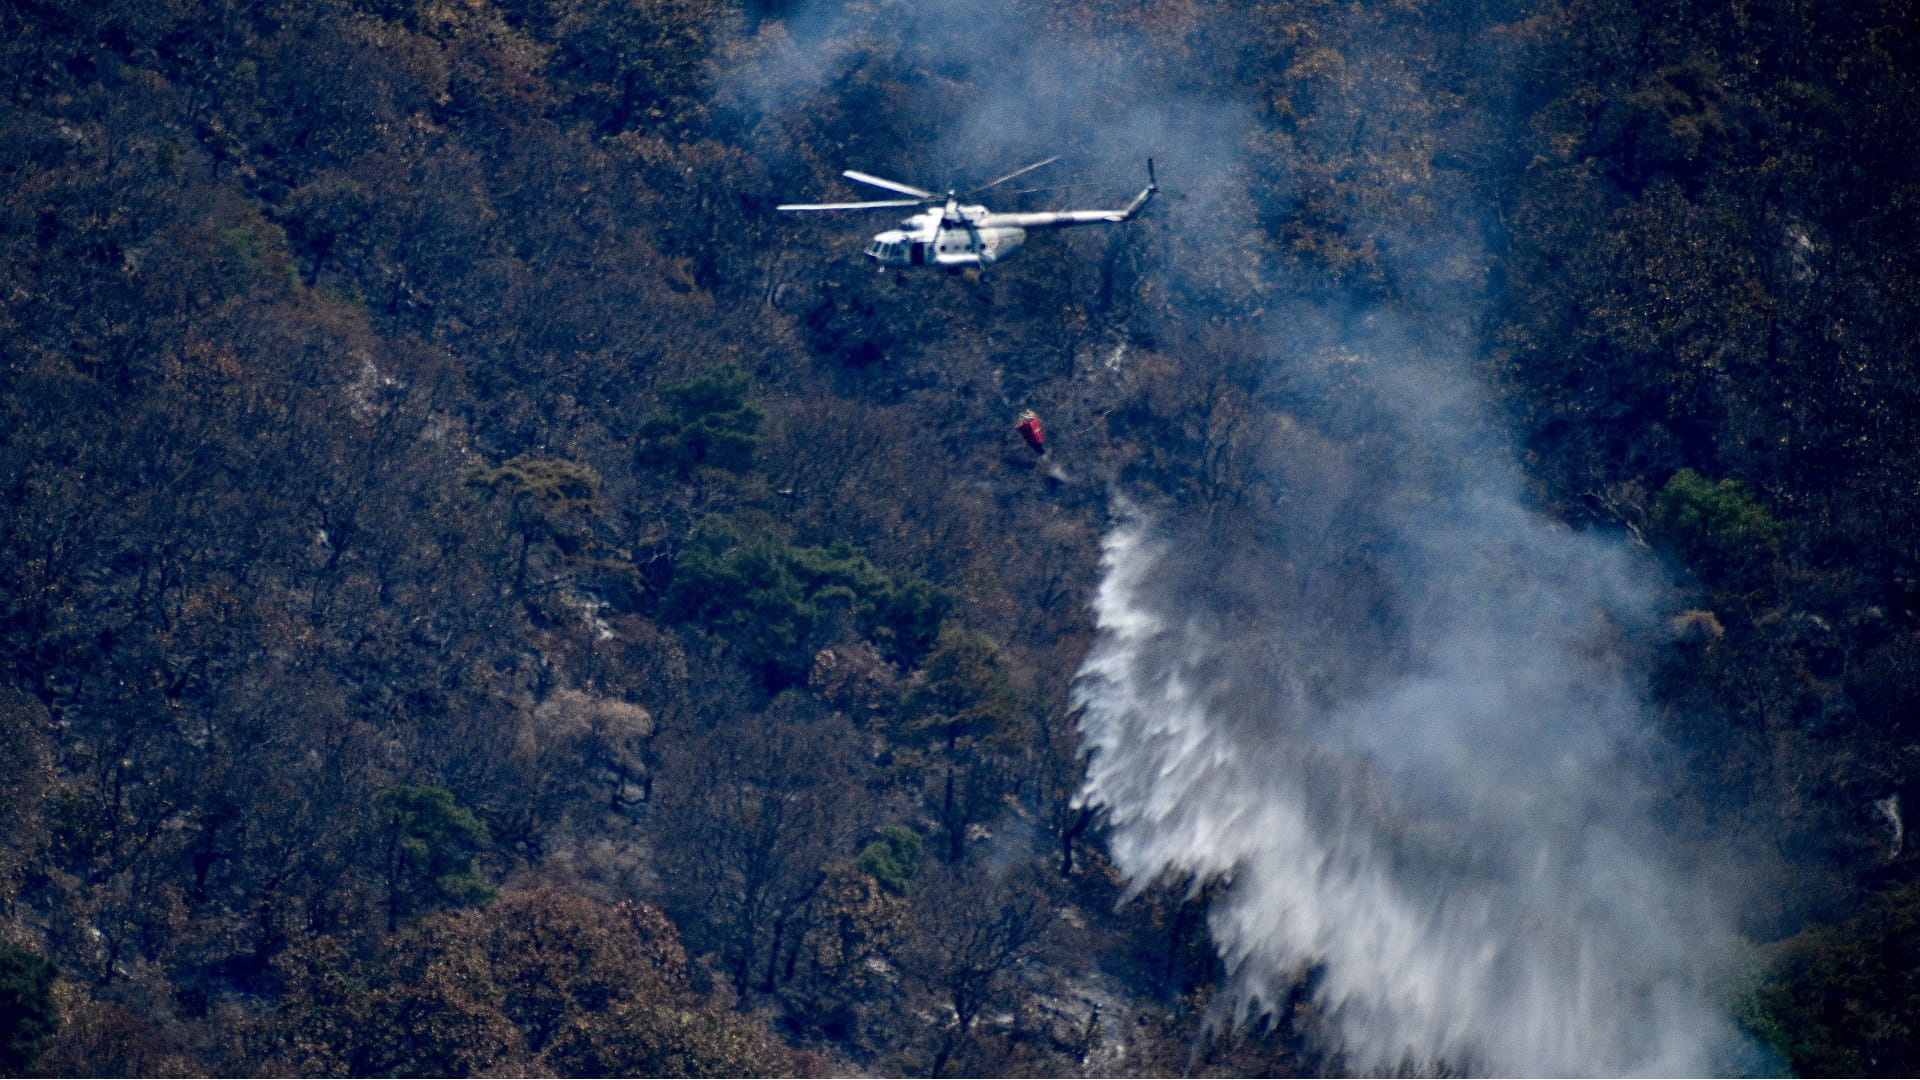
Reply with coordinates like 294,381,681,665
974,158,1157,230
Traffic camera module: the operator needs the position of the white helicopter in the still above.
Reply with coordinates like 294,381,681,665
778,157,1156,272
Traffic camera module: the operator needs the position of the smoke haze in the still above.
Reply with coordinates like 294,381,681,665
727,1,1761,1072
1073,338,1754,1074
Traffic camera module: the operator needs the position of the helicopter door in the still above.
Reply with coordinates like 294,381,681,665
910,241,926,266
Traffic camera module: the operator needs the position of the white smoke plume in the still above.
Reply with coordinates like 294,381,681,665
719,1,1763,1071
1073,339,1756,1075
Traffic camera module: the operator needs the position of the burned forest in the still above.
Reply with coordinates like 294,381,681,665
4,0,1920,1075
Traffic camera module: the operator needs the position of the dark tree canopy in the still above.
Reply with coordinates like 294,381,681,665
0,942,58,1075
0,0,1916,1073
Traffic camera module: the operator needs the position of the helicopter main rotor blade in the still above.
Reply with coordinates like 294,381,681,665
1000,182,1095,197
842,170,937,198
969,155,1060,196
778,199,926,211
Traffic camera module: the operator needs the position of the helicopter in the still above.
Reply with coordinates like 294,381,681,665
778,157,1156,272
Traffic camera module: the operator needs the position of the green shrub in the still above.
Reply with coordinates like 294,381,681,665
1739,881,1920,1076
906,624,1031,751
0,940,57,1074
1650,468,1784,575
637,367,764,475
662,522,947,687
856,825,924,895
373,785,495,928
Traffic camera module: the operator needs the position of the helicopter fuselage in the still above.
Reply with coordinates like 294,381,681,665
865,207,1026,270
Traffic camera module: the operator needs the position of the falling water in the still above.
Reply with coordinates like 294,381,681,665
1072,344,1755,1076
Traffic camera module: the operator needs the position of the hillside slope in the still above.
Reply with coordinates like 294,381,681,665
3,0,1917,1074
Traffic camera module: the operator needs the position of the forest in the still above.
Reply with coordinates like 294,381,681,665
2,0,1918,1074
